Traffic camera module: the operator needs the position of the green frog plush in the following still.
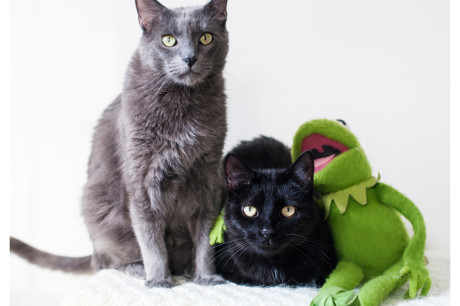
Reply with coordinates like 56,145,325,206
291,119,431,306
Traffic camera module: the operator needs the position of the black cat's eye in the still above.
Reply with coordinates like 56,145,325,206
281,206,296,218
242,205,258,218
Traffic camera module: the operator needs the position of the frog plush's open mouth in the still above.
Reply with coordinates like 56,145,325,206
301,134,349,173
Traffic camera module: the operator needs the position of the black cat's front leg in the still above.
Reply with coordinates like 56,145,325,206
130,188,173,288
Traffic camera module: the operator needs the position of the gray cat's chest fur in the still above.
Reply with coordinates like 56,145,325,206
120,53,226,184
81,0,229,287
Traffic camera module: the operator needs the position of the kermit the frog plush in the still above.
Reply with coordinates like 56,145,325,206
291,119,431,306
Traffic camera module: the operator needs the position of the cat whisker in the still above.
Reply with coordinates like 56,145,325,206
207,239,248,269
286,233,334,249
290,244,314,263
223,71,252,94
210,237,246,249
224,241,252,269
292,241,332,263
207,237,249,268
303,236,335,249
130,72,168,92
216,240,252,270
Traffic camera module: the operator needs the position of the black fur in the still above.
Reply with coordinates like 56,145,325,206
215,136,337,286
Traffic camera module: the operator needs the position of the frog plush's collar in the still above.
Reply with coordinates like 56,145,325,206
321,174,380,219
209,209,226,245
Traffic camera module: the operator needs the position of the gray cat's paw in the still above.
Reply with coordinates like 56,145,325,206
145,277,174,288
122,263,146,279
194,274,227,286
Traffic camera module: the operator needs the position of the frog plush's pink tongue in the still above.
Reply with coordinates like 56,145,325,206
313,155,336,173
301,134,349,173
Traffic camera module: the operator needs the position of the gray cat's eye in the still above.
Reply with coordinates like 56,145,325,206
162,35,177,47
199,33,213,45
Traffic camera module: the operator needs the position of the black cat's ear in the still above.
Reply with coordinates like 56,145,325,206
204,0,228,21
135,0,166,32
224,154,253,192
288,151,314,191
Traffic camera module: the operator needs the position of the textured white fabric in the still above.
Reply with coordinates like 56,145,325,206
61,250,449,306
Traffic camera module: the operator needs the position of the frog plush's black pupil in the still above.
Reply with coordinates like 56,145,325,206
336,119,347,126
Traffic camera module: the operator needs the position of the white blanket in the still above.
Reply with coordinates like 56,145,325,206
61,250,450,305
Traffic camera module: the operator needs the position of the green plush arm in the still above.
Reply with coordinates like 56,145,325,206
322,261,364,291
374,183,431,297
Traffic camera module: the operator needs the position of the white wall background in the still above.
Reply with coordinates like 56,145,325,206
10,0,449,304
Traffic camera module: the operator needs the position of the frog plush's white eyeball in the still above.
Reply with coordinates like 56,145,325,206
336,119,350,130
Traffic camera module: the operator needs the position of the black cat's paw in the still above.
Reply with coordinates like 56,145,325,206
145,277,174,288
193,274,227,286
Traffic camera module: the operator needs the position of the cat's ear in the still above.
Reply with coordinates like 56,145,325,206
204,0,228,22
288,151,314,191
224,154,253,192
135,0,167,32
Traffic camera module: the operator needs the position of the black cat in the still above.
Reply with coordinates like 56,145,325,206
215,136,337,286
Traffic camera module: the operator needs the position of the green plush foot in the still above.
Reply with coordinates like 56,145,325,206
311,287,361,306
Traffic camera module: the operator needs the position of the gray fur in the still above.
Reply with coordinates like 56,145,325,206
11,0,229,288
10,237,93,273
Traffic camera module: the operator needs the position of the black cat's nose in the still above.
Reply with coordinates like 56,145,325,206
183,56,198,67
261,227,275,238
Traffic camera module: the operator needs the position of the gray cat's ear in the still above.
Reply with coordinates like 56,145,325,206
289,151,314,191
224,154,253,192
204,0,228,21
135,0,167,32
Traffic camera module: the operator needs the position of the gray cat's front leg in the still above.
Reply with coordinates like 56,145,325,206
191,217,226,285
130,189,173,288
188,184,226,286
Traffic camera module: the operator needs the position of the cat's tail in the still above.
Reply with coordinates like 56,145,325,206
10,237,94,274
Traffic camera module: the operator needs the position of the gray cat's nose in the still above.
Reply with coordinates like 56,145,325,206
183,57,198,67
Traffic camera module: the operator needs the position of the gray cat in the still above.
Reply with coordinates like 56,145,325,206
10,0,229,288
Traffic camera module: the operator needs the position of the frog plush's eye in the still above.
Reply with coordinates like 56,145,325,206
242,205,258,218
199,33,213,45
336,119,350,129
162,35,177,47
281,206,296,218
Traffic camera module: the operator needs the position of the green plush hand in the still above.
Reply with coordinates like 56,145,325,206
311,287,361,306
209,210,225,245
400,260,431,298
